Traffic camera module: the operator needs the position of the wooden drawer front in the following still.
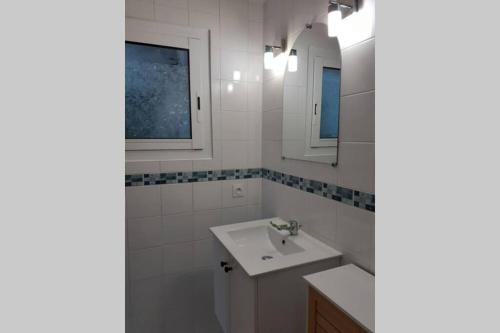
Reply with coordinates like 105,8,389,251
308,287,367,333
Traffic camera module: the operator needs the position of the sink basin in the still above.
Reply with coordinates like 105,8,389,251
227,224,305,256
210,217,342,276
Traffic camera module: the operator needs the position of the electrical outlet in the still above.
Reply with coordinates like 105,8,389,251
232,183,245,198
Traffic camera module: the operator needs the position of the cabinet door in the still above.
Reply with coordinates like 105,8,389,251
229,263,256,333
213,238,231,333
308,287,367,333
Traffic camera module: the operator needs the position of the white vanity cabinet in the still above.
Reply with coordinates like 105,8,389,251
213,238,257,333
212,236,341,333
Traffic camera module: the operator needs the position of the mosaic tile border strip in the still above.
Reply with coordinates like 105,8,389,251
125,168,375,212
125,168,262,186
261,169,375,212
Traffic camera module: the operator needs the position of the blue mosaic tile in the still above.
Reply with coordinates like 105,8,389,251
125,167,375,212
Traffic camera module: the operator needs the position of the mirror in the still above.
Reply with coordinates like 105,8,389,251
282,23,341,165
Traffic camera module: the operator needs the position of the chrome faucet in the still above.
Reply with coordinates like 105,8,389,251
269,220,301,236
288,220,301,236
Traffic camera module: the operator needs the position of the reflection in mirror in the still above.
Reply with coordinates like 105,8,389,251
282,23,341,165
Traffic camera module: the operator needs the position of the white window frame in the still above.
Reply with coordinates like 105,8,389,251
125,18,211,156
299,46,340,164
309,49,340,148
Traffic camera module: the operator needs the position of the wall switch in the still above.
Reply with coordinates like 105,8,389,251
232,183,245,198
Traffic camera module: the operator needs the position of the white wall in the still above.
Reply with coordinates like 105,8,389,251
261,0,375,273
124,1,264,332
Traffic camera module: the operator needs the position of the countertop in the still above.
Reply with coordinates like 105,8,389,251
303,264,375,332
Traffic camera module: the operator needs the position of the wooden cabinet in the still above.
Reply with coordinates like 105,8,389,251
308,287,368,333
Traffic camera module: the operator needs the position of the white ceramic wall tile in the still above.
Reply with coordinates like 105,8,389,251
300,194,337,243
131,276,163,315
163,304,195,333
154,4,189,25
339,91,375,143
247,178,262,205
247,82,263,112
221,50,248,82
194,239,213,268
222,206,249,225
221,80,247,111
188,0,219,15
126,186,162,219
246,112,261,141
337,142,375,194
220,0,248,20
248,21,263,53
222,141,248,169
221,16,248,52
211,79,222,112
221,111,249,141
160,160,193,172
192,140,223,171
194,209,222,240
126,161,161,174
262,76,283,111
162,272,196,332
126,0,154,20
188,10,220,79
247,140,262,168
161,183,193,215
247,53,263,82
162,271,195,309
211,106,222,144
163,213,194,244
127,216,164,250
222,179,248,207
249,1,264,21
163,243,194,274
262,110,283,141
193,181,222,211
130,276,164,332
129,247,163,280
261,140,282,170
335,204,374,258
155,0,188,8
341,38,375,96
247,205,263,220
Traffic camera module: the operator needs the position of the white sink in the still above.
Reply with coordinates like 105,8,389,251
210,217,342,277
227,224,305,256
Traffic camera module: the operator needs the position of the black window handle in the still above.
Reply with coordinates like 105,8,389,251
197,96,201,110
220,261,228,267
224,266,233,273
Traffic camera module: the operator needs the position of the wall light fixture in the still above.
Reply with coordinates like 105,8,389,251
288,49,297,72
328,0,358,37
264,39,287,71
264,45,275,70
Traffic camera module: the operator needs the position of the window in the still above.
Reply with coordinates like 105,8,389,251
310,54,340,148
319,67,340,139
126,42,192,140
125,18,211,159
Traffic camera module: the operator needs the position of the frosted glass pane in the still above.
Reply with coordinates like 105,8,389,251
126,42,192,139
319,67,340,139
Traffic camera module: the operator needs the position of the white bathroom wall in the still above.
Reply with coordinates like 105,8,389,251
261,0,375,273
125,1,264,332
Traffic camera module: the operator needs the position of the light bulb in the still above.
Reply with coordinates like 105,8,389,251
328,3,342,37
288,49,297,72
264,45,274,70
233,70,241,81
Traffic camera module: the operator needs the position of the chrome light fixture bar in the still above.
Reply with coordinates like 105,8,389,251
264,39,287,70
328,0,358,37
